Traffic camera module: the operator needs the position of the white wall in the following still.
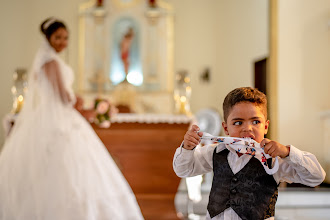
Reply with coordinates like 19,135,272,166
277,0,330,164
168,0,269,116
215,0,269,111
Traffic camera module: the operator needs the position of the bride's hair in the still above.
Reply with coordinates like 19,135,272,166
40,17,67,40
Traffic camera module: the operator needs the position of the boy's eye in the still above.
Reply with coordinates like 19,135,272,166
233,121,242,126
252,120,261,125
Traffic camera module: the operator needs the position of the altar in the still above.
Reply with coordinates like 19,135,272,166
320,110,330,183
77,1,193,218
92,113,193,220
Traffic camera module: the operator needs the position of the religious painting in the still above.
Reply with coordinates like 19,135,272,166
78,0,174,94
109,17,142,86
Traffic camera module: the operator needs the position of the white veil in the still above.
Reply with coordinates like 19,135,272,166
0,37,144,220
0,38,80,219
15,38,76,134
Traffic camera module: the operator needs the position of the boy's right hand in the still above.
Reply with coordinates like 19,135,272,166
183,125,203,150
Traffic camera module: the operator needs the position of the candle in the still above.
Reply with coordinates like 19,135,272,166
15,95,24,113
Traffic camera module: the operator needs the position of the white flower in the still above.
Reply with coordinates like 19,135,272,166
108,105,119,117
99,120,111,128
96,101,109,114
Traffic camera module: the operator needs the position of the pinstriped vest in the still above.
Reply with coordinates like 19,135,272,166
207,149,278,220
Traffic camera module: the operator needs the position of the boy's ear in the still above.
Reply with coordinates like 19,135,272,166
264,120,270,135
222,122,229,135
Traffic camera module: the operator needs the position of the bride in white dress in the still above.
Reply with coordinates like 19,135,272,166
0,17,144,220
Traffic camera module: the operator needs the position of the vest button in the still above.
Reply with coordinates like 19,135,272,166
230,188,237,194
232,177,238,182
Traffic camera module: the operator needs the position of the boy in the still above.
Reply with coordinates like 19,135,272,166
173,87,325,220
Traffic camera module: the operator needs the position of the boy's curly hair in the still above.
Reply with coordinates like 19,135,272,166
223,87,267,122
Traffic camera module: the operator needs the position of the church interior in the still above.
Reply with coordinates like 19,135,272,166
0,0,329,219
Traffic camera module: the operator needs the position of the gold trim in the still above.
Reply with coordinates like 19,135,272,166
79,0,95,13
78,0,96,93
113,0,142,9
268,0,278,140
155,0,174,92
158,0,173,10
167,12,174,92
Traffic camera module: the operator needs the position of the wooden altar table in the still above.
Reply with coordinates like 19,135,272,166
92,114,193,220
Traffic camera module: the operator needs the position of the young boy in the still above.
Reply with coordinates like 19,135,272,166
173,87,325,220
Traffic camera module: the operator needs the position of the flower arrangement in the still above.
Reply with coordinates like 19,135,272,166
94,98,118,128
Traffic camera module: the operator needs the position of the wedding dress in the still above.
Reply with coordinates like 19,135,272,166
0,40,144,220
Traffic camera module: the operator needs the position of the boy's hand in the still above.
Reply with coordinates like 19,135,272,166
183,125,203,150
260,138,290,158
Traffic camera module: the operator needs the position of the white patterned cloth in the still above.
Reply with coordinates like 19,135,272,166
201,132,279,175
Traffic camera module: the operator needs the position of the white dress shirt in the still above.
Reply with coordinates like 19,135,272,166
173,143,326,220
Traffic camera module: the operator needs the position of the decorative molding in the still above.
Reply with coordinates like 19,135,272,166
111,113,194,124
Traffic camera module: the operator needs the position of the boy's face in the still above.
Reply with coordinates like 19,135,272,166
222,102,269,143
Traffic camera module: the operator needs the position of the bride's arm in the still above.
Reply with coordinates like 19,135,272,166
43,60,72,104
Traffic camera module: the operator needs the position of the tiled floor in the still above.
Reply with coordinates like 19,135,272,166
174,176,330,220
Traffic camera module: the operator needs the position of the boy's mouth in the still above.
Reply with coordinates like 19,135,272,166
242,136,255,140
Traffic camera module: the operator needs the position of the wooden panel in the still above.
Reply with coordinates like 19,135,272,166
92,122,190,220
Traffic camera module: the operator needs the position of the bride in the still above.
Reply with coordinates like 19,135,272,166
0,17,144,220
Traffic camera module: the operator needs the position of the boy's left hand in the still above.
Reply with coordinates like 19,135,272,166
260,138,290,158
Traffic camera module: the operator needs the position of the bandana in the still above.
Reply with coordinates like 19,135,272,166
201,132,279,175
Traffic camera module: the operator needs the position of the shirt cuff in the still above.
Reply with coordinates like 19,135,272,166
282,145,303,165
178,142,196,154
173,142,195,167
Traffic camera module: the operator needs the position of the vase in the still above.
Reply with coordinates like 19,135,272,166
11,68,28,114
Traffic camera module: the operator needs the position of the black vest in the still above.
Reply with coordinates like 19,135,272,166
207,149,278,220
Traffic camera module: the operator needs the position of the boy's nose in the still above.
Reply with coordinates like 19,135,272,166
242,124,253,131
